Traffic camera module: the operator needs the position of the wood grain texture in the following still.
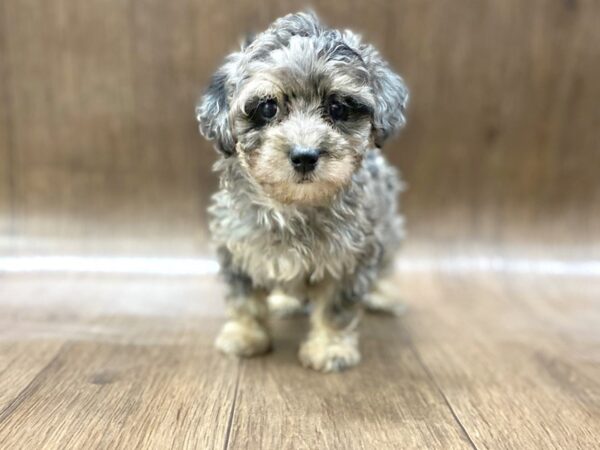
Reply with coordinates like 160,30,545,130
0,341,65,413
0,0,598,254
0,0,13,241
0,272,598,449
402,271,600,449
1,0,148,255
0,276,238,449
386,0,600,246
228,317,474,450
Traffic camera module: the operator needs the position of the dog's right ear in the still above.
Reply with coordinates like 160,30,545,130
196,58,237,157
342,31,409,148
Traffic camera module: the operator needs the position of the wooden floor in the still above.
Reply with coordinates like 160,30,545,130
0,268,598,449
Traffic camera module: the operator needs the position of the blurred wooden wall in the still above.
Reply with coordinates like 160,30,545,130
1,0,599,256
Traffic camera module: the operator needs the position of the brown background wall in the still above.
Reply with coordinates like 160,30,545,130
1,0,599,257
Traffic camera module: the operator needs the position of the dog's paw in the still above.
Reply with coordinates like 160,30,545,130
364,291,406,315
364,278,406,315
267,291,305,318
215,320,271,357
298,332,360,372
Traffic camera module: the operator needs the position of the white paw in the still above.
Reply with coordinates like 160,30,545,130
215,320,270,357
364,291,406,315
364,278,406,315
267,292,304,318
298,332,361,372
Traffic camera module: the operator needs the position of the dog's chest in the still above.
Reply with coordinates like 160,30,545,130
211,203,362,286
232,234,354,286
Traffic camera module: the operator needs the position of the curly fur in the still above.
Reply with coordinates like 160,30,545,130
196,11,408,372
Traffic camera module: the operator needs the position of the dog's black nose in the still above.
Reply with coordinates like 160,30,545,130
290,146,320,174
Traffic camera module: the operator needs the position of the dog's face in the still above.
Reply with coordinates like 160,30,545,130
230,39,375,205
197,13,408,206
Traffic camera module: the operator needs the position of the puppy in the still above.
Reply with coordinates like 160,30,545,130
196,12,408,372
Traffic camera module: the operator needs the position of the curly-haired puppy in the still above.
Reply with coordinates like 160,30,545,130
196,12,408,372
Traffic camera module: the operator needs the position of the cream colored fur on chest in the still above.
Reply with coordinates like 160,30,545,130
226,230,360,288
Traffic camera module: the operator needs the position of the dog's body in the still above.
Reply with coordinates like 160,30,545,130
197,12,408,372
210,149,403,292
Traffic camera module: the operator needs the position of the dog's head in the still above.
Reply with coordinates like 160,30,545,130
197,12,408,206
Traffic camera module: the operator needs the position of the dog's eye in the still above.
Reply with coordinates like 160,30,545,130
258,99,278,120
328,100,348,121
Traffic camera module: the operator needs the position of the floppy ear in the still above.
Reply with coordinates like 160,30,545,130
343,32,409,147
369,57,409,147
196,58,237,157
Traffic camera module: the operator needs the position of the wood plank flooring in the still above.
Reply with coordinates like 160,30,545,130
0,269,598,449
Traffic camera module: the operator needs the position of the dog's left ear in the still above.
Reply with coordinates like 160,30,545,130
196,57,238,157
369,57,409,147
344,32,409,147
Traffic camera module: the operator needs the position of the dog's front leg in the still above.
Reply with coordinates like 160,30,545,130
215,284,271,357
299,277,362,372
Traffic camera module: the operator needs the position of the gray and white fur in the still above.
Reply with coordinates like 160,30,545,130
196,12,408,372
